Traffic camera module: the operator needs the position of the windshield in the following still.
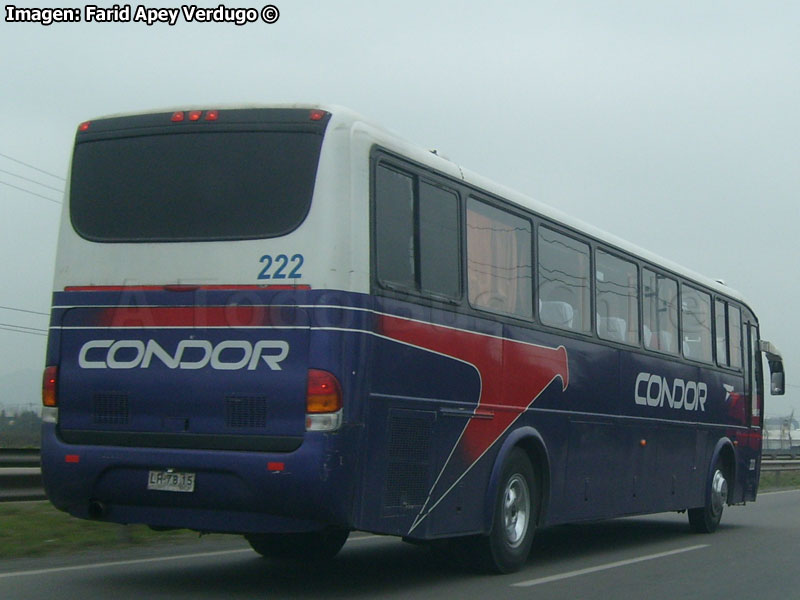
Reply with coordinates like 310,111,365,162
70,130,324,242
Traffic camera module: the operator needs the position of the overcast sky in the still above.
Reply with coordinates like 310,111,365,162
1,0,798,418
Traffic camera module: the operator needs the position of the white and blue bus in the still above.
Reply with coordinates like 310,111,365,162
42,105,786,573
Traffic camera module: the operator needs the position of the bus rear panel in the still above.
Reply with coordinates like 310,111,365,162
43,107,370,534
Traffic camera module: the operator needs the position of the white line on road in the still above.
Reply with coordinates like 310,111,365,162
512,544,709,588
760,488,800,496
0,534,382,580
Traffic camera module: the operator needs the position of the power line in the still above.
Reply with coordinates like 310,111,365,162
0,324,48,337
0,305,50,317
0,179,62,204
0,151,65,181
0,328,47,338
0,168,64,194
0,322,48,333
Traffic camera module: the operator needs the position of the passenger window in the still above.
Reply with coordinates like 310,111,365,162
728,305,742,369
642,269,679,354
467,198,532,318
419,181,460,298
375,165,415,289
682,285,713,363
596,250,639,345
715,299,728,366
374,163,460,299
537,227,591,333
715,299,743,369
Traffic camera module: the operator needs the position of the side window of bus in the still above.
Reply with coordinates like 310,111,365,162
419,181,460,298
715,300,743,369
715,299,728,366
374,163,460,299
466,198,533,319
596,250,639,345
537,227,591,333
681,285,713,363
642,269,679,354
375,165,415,289
728,305,742,369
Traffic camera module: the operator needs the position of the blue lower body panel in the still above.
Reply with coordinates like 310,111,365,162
42,423,358,534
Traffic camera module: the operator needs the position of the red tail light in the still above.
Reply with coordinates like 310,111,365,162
42,366,58,407
309,109,327,121
171,111,185,122
306,369,342,413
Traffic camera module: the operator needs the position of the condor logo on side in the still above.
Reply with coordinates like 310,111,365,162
78,339,289,371
634,372,707,412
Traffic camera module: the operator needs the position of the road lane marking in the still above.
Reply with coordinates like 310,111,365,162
760,488,800,496
512,544,709,588
0,534,382,579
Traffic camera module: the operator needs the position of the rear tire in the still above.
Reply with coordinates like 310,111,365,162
470,449,537,573
688,461,729,533
245,528,349,560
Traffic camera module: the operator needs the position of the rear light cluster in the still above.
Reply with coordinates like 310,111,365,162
42,366,59,424
42,366,57,407
171,110,219,122
305,369,342,432
79,109,328,132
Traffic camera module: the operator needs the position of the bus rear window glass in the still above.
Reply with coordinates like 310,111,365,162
642,269,679,354
537,227,590,333
70,131,324,241
467,199,532,319
682,285,712,363
596,250,639,345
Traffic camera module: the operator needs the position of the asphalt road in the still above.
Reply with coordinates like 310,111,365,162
1,489,798,599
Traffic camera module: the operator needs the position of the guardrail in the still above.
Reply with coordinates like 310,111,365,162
1,451,799,503
761,447,800,460
0,449,45,502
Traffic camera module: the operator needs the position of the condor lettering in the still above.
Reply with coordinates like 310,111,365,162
634,372,707,412
78,339,289,371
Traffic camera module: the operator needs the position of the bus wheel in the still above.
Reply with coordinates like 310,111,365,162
688,462,728,533
245,528,349,560
472,449,537,573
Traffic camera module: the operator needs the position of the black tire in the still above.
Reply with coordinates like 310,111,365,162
688,461,729,533
245,528,349,560
470,449,538,573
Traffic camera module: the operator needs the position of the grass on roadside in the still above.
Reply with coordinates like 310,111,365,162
758,470,800,491
0,502,211,559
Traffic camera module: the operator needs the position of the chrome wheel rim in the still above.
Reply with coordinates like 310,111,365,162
710,469,728,518
502,473,530,548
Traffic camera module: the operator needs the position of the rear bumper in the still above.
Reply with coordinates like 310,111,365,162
41,422,359,534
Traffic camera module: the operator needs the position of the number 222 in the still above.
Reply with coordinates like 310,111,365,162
258,254,304,280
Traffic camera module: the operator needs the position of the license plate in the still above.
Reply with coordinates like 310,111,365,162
147,470,195,493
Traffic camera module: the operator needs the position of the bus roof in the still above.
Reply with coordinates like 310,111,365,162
78,103,749,307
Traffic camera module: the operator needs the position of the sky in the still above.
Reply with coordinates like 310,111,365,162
0,0,798,418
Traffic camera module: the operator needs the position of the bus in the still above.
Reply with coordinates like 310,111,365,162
42,105,786,573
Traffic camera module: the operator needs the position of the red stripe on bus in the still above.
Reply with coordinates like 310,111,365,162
97,306,277,328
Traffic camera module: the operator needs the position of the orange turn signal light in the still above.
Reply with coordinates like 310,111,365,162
306,369,342,413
